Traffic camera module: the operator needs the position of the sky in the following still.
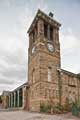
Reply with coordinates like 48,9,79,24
0,0,80,94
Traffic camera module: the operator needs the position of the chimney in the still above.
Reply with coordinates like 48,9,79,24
49,12,54,18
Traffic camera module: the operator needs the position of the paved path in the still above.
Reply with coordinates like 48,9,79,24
0,111,79,120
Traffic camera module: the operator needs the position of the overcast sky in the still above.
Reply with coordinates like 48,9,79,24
0,0,80,94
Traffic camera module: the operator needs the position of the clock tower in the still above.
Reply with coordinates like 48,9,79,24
27,9,61,111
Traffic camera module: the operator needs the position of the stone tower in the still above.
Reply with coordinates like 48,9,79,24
27,9,61,111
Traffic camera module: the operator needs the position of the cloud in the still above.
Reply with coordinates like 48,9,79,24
60,28,80,73
0,0,80,94
60,28,80,50
0,0,31,93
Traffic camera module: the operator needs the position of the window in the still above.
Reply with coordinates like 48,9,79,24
44,22,53,41
44,23,48,38
32,31,35,43
48,67,52,82
32,69,35,83
50,26,53,41
73,77,76,85
68,76,76,87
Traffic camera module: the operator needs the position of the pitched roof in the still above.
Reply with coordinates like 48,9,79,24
13,82,29,92
2,82,29,95
57,68,80,79
57,68,77,77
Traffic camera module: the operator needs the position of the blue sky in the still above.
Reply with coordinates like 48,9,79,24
0,0,80,94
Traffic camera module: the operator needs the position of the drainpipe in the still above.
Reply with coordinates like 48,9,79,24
57,68,62,105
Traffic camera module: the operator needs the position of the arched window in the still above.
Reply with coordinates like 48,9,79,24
44,23,48,38
32,31,35,43
50,26,53,41
48,67,52,82
32,69,35,83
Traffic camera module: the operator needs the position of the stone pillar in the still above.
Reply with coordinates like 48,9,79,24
14,92,16,107
37,19,44,38
17,90,19,107
47,24,50,40
11,93,13,108
22,87,26,109
9,95,10,108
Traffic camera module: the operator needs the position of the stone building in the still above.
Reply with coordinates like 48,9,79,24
2,9,80,112
2,83,29,110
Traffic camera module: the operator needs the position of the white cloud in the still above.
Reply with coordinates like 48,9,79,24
60,28,80,50
60,28,80,73
0,1,31,93
0,0,80,94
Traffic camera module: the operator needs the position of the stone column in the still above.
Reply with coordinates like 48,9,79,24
47,24,50,40
14,92,16,107
22,87,26,109
17,90,19,107
9,95,10,108
37,19,44,38
11,93,13,108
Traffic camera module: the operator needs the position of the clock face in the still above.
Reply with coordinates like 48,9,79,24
32,46,36,54
47,43,54,52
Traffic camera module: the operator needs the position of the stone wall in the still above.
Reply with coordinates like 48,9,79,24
61,70,80,105
2,95,8,109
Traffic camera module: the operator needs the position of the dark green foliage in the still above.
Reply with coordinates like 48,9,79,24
40,103,52,113
63,98,71,111
46,104,52,113
56,103,63,111
40,103,64,114
71,102,79,116
52,103,64,113
0,96,2,103
40,103,47,112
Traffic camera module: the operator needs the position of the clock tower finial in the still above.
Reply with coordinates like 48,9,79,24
28,9,61,111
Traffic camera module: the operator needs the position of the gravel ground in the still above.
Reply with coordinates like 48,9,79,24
0,111,79,120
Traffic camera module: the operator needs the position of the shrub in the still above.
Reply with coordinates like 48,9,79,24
71,102,79,116
52,103,64,114
40,103,65,114
40,103,47,113
55,103,64,111
46,104,52,113
0,96,2,103
40,103,52,113
63,98,71,111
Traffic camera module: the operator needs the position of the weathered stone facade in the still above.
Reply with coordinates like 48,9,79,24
1,9,80,112
2,91,9,109
60,70,80,105
28,9,61,111
28,9,80,111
